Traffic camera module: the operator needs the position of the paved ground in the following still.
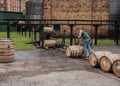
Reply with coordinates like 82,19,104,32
0,45,120,86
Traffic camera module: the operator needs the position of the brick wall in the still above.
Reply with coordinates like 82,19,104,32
0,0,5,11
43,0,109,37
0,0,28,12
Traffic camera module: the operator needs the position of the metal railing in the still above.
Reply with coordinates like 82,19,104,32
2,19,120,47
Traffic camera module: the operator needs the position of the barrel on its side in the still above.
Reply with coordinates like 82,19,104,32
66,45,83,57
44,27,53,35
100,54,120,72
44,40,56,48
89,51,112,67
0,39,14,62
112,59,120,78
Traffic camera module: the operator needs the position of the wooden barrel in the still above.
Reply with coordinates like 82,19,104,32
100,54,120,72
0,39,14,62
44,40,56,48
89,51,112,67
112,58,120,78
44,27,53,35
66,45,83,57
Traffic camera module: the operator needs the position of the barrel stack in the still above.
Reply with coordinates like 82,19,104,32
44,26,56,48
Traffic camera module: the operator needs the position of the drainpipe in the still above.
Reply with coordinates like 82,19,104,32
4,0,7,11
19,0,21,12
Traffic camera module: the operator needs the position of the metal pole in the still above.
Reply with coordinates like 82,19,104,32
39,25,42,46
16,24,18,33
24,26,27,37
21,26,23,35
39,24,44,47
63,30,66,44
116,26,119,45
91,0,94,46
4,0,7,11
61,29,66,44
94,24,99,45
29,26,31,37
39,25,41,44
19,0,21,12
19,26,21,34
51,0,52,20
41,25,44,47
114,21,117,43
91,0,93,36
19,26,22,35
7,21,10,38
34,26,37,41
69,24,74,45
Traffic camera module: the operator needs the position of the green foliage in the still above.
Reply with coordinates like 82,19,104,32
22,10,26,18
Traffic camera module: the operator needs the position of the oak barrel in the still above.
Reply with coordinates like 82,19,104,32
0,39,14,62
44,40,56,48
44,27,53,35
89,51,112,67
112,58,120,78
66,45,83,57
100,54,120,72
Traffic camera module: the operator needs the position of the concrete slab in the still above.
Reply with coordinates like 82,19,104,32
0,45,120,86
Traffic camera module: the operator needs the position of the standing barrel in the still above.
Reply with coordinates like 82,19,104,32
0,39,14,62
89,51,112,67
44,40,56,48
100,54,120,72
112,59,120,78
44,27,54,35
66,45,83,57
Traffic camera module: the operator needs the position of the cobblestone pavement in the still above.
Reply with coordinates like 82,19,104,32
0,45,120,86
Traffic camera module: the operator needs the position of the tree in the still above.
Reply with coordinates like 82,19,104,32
22,9,26,18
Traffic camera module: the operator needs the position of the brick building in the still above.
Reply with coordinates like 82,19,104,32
0,0,27,12
1,0,109,37
43,0,109,37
